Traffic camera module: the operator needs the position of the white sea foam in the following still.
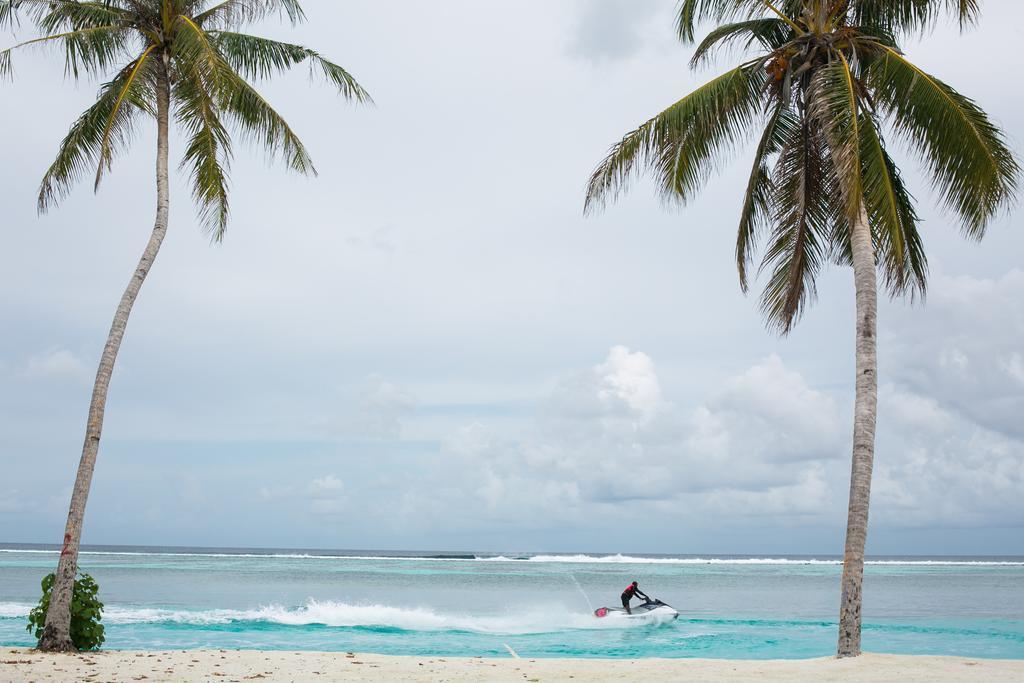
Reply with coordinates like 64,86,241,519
480,554,1024,566
0,600,650,634
0,549,341,559
1,549,1020,566
0,602,34,618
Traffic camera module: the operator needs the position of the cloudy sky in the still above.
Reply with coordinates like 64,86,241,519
1,1,1021,555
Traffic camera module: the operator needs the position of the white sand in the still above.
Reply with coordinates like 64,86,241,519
2,648,1021,682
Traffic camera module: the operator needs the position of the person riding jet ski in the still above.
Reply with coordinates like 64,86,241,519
621,580,650,615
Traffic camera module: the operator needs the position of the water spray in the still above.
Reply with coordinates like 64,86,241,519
569,573,595,612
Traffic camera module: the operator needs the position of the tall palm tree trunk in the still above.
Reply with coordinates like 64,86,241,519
837,206,878,658
39,58,172,653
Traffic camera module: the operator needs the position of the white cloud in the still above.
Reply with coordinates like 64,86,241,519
421,348,842,527
879,384,952,433
414,343,1024,532
887,269,1024,439
697,464,832,518
873,417,1024,527
857,269,1024,528
702,354,843,464
595,345,663,415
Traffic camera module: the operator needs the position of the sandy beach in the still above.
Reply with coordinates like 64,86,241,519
1,649,1021,682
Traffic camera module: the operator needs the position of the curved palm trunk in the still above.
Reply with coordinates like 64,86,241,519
837,207,878,658
39,59,171,653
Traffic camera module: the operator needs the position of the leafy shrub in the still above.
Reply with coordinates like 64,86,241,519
26,572,105,651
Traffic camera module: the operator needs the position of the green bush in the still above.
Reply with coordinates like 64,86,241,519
26,572,105,651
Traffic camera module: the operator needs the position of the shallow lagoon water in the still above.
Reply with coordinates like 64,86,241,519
1,546,1021,659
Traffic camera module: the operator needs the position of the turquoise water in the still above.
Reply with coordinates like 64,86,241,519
1,546,1022,659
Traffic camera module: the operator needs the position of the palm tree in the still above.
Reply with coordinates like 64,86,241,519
585,0,1018,657
1,0,369,652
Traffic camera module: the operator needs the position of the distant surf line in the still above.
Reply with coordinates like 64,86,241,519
1,549,1021,566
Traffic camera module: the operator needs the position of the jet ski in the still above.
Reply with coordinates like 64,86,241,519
593,598,679,621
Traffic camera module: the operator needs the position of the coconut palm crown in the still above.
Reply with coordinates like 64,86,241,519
1,0,370,238
586,0,1017,332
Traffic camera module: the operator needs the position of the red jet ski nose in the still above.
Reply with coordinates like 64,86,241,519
594,607,609,617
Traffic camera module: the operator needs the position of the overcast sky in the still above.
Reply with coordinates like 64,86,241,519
1,1,1022,555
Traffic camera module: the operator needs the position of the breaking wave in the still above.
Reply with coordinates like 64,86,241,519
0,600,661,634
2,549,1020,566
479,554,1024,566
0,602,33,619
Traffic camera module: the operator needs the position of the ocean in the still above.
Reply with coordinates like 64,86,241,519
1,545,1022,659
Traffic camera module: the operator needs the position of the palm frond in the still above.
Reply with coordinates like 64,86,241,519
0,25,131,79
216,71,314,175
853,0,980,34
1,0,77,28
691,18,791,67
677,0,799,43
194,0,305,29
585,61,767,212
868,46,1019,237
757,113,834,333
0,0,24,28
173,13,226,87
736,104,797,292
38,59,152,211
807,54,863,225
12,0,358,238
95,45,157,189
171,13,315,175
37,1,132,32
858,110,927,299
209,31,370,102
175,67,233,239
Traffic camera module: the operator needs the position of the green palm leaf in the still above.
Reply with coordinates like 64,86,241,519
216,66,315,175
37,2,132,32
171,10,316,175
868,46,1019,237
0,25,131,79
807,54,863,224
94,46,157,189
677,0,791,42
757,114,834,333
195,0,306,29
210,31,371,102
691,18,791,67
7,0,369,232
858,110,927,298
175,67,233,239
37,60,150,211
853,0,980,33
586,61,767,212
735,104,796,292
